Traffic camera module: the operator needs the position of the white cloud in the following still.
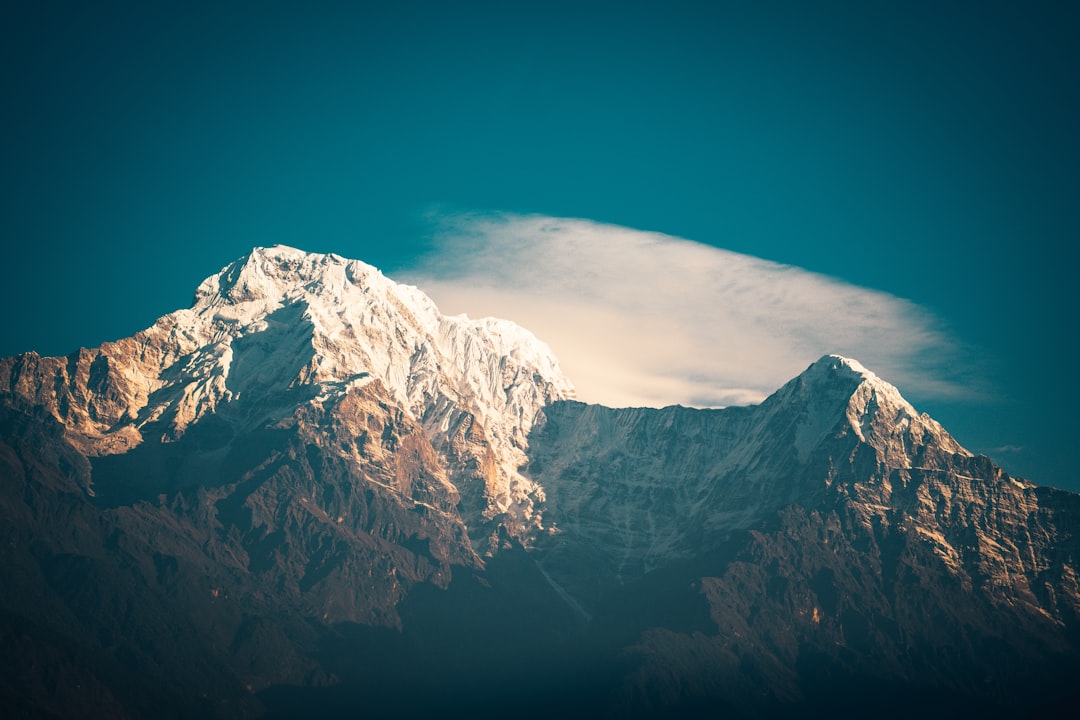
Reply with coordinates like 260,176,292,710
401,211,971,408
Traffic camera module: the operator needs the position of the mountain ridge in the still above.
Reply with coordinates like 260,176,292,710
2,245,1078,718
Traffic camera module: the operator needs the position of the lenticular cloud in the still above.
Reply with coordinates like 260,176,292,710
402,212,965,409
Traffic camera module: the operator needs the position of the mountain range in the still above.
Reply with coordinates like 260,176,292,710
2,245,1077,718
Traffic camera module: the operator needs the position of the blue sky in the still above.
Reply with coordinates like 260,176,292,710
2,1,1077,490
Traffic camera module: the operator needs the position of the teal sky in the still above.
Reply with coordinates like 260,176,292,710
2,1,1078,490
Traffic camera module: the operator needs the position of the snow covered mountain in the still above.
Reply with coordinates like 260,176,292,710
527,355,968,605
2,246,1079,718
2,245,574,546
526,355,1080,715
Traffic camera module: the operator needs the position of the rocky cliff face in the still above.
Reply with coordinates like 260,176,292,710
2,248,1078,718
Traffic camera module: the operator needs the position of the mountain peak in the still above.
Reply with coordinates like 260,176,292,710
192,245,383,310
805,353,875,382
772,354,969,465
243,244,355,276
782,354,883,404
797,354,906,404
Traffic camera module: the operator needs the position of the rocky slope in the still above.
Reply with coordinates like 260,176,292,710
2,248,1079,718
526,356,1041,608
526,356,1080,715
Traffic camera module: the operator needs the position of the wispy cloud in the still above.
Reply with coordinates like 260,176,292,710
983,445,1025,455
401,211,974,408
